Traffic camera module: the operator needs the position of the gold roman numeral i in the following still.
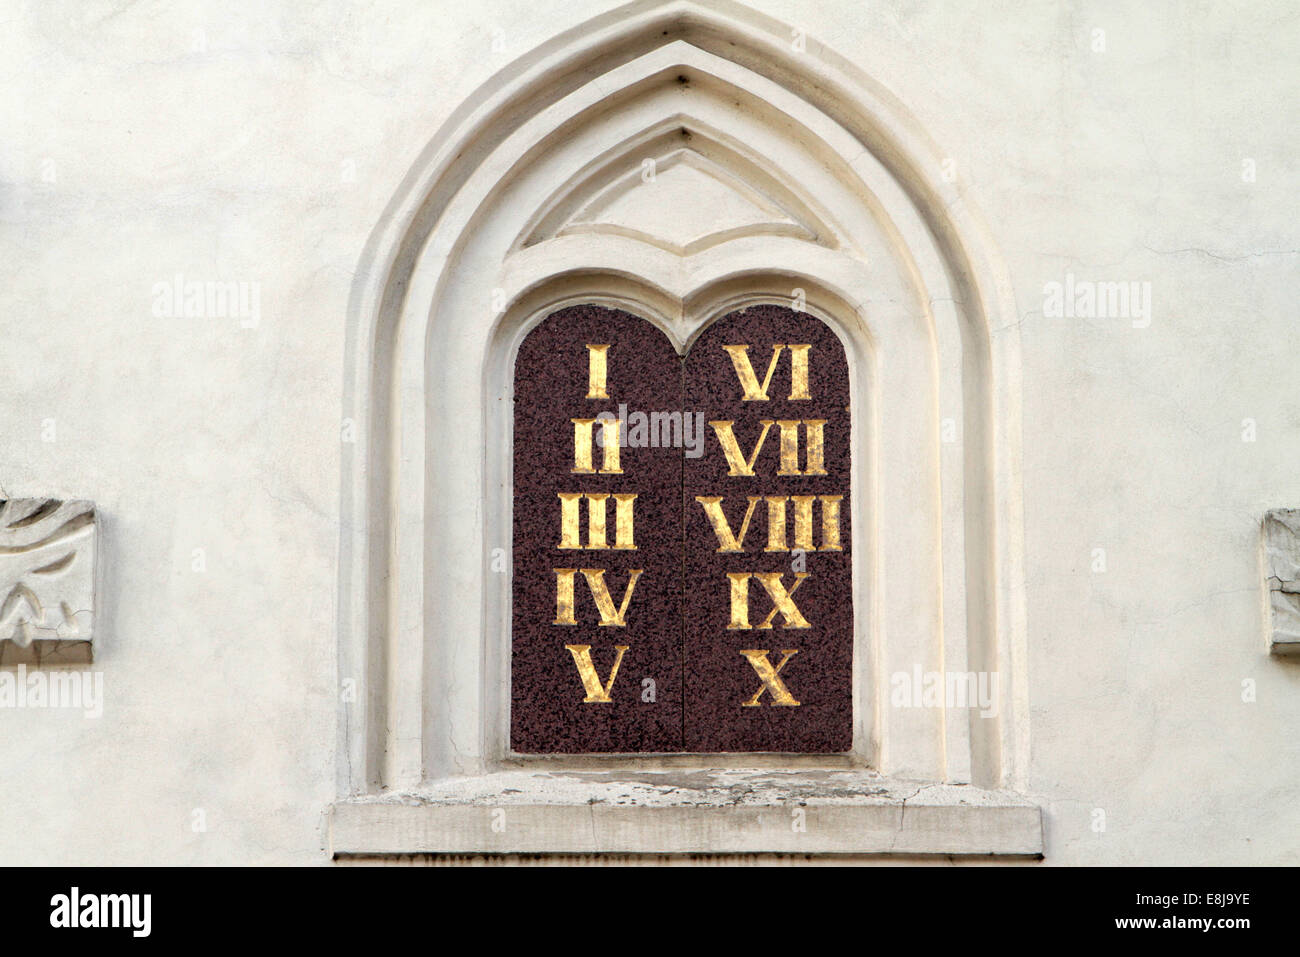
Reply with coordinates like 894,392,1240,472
586,344,610,399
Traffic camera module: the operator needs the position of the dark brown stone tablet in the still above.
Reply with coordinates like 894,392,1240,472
511,305,685,752
682,305,853,752
512,302,852,754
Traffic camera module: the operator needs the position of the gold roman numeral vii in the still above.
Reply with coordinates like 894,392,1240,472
709,420,827,476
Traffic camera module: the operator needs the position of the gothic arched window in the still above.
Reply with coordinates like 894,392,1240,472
333,1,1039,859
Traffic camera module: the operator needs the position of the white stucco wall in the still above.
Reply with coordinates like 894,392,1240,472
1,0,1296,864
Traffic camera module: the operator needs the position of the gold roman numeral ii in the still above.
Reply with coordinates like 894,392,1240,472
571,418,623,474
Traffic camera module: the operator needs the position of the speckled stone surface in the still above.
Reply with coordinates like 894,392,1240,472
512,306,684,752
683,306,853,752
512,304,852,753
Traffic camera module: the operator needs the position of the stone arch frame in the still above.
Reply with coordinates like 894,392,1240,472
491,282,864,758
334,0,1036,855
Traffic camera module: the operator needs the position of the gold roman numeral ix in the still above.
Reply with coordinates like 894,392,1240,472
727,571,811,629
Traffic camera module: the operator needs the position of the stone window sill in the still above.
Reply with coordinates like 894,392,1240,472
329,769,1042,858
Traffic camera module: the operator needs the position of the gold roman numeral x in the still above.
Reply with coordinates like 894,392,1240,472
739,649,801,706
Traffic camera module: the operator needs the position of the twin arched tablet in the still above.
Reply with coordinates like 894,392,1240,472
511,303,852,753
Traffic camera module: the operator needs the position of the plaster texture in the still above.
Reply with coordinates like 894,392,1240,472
1,0,1297,864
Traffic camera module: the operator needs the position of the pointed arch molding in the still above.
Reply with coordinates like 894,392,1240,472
332,0,1039,857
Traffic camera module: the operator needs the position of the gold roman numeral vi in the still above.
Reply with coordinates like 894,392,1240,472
723,344,812,401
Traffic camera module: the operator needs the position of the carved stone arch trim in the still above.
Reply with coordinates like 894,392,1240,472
334,0,1037,857
514,118,848,254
